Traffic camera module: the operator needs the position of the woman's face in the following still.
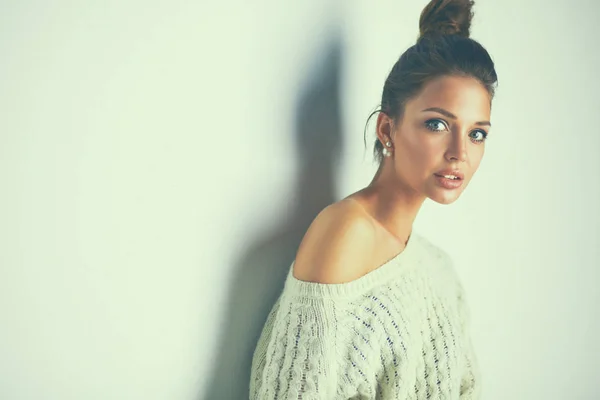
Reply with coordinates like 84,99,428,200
390,75,492,205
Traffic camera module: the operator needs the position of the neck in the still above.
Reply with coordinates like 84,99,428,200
359,161,426,243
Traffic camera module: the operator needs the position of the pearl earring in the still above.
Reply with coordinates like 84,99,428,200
383,140,392,157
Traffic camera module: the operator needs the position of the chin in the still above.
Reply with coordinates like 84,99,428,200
427,189,464,205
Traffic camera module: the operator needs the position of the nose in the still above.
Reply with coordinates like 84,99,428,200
445,132,467,162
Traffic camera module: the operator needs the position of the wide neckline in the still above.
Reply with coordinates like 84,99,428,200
284,231,421,299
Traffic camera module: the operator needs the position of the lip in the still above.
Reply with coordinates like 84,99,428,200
434,169,464,180
434,174,463,189
433,169,465,190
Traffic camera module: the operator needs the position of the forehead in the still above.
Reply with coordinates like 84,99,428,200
407,75,491,120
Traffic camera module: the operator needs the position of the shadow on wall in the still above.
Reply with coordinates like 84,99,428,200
199,31,345,400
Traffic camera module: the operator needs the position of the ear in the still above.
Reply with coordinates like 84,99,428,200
375,112,394,145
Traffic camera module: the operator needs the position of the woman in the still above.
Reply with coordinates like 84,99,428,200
250,0,497,398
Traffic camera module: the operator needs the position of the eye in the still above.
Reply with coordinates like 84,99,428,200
425,119,489,144
424,119,447,132
470,130,488,144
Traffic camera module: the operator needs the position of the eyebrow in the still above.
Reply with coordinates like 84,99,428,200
421,107,491,127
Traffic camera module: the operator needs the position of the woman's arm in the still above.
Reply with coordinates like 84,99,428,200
457,281,482,400
249,294,341,399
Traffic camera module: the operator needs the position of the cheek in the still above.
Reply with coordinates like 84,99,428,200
468,146,485,171
404,135,443,167
396,133,443,174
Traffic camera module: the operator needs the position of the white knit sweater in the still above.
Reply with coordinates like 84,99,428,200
249,232,481,399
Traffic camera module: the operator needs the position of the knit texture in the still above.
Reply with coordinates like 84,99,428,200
249,232,481,400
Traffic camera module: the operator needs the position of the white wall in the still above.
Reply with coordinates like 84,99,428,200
1,1,598,399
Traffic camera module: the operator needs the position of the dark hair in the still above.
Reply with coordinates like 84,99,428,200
364,0,498,164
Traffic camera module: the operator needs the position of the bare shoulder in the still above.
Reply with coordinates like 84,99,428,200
292,199,376,284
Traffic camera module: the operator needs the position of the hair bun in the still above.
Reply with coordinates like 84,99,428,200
418,0,474,40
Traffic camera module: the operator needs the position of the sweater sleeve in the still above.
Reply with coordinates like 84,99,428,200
457,282,482,400
250,292,341,399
